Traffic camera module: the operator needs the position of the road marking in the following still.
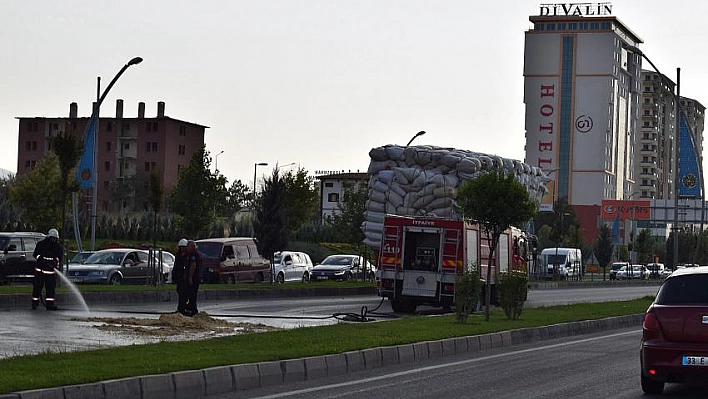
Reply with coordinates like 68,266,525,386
252,329,640,398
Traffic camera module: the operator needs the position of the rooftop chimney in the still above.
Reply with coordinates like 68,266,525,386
157,101,165,117
69,102,78,118
138,102,145,119
116,99,124,119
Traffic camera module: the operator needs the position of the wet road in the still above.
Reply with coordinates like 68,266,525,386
0,284,659,359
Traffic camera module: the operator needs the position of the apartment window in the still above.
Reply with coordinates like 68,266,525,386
146,142,158,152
327,193,339,202
104,181,109,189
107,121,112,132
25,141,31,151
178,145,186,155
30,161,36,168
146,122,152,132
152,122,158,131
179,126,186,136
106,141,112,151
123,143,130,150
104,161,110,172
144,162,156,172
25,160,31,169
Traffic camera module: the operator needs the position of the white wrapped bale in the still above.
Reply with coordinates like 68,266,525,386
363,144,549,249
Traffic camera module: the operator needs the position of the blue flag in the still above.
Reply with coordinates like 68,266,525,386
611,214,620,244
76,116,97,189
678,113,702,198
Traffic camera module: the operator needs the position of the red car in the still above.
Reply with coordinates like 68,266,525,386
640,266,708,394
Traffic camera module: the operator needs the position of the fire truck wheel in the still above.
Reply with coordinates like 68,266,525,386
391,299,416,314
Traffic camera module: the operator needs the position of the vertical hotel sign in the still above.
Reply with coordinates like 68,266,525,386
528,80,559,211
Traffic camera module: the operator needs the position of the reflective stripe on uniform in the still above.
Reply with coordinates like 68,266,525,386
41,270,56,275
45,298,55,301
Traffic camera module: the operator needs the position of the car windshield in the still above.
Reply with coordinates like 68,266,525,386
197,242,222,260
656,275,708,305
69,252,92,264
321,256,353,266
546,255,566,264
611,264,625,270
84,251,125,265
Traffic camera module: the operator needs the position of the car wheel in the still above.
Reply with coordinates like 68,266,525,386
276,273,285,284
109,274,122,285
641,373,664,395
302,272,310,283
254,272,264,284
226,274,235,284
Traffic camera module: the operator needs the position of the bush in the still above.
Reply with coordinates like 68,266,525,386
498,270,529,320
454,269,482,324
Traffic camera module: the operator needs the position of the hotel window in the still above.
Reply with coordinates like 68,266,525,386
546,23,555,31
602,22,611,29
568,23,577,29
590,22,600,30
535,24,544,31
579,22,588,30
558,23,566,30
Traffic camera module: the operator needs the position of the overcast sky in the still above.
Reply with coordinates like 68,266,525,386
2,0,708,187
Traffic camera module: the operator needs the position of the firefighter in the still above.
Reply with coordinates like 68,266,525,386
172,238,189,315
184,240,202,316
32,228,63,310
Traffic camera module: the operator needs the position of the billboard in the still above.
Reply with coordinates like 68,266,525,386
601,199,651,221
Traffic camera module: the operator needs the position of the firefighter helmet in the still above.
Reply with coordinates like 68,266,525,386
48,228,59,238
178,238,188,247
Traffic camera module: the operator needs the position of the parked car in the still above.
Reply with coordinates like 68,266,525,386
608,262,628,280
0,232,45,283
640,266,708,394
66,248,163,285
157,250,175,283
660,267,673,279
646,263,665,279
273,251,313,283
195,237,271,284
310,255,375,282
616,264,647,280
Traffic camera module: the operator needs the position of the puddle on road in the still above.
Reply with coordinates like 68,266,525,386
70,312,280,341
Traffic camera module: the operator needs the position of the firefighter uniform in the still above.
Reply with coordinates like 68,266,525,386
32,229,63,310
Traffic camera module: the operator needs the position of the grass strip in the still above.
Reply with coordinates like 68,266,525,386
0,296,653,394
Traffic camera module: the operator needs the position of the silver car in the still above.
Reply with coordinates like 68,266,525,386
66,248,163,285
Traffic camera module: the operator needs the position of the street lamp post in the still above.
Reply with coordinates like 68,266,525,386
624,191,640,262
406,131,426,146
89,57,143,251
253,162,268,207
215,150,224,172
624,45,685,270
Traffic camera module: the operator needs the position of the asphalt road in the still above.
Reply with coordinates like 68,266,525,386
204,327,708,399
0,285,660,359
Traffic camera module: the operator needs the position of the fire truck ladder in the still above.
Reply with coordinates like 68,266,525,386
439,228,461,302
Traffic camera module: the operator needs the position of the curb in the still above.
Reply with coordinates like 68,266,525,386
0,286,377,309
0,313,644,398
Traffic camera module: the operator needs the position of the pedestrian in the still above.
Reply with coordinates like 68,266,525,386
172,238,189,315
32,228,63,310
185,240,202,316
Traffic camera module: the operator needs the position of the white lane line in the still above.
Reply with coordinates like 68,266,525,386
252,329,640,399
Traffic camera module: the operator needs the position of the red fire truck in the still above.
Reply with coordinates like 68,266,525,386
376,215,530,313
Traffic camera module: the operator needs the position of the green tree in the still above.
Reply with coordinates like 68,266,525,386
169,145,224,237
457,171,537,321
594,224,613,279
254,168,287,278
9,153,63,232
329,183,367,243
51,132,83,238
225,179,250,216
635,228,655,264
282,167,318,236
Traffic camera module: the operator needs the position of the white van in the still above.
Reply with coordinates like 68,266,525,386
540,247,582,280
273,251,314,283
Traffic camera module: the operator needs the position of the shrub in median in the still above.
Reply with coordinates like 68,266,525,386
498,270,529,320
454,269,482,324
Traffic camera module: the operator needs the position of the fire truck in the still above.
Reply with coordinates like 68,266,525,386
376,215,530,313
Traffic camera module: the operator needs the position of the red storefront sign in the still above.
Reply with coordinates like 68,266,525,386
601,200,651,221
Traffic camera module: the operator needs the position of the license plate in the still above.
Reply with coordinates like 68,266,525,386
70,278,83,283
682,356,708,366
317,276,328,280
